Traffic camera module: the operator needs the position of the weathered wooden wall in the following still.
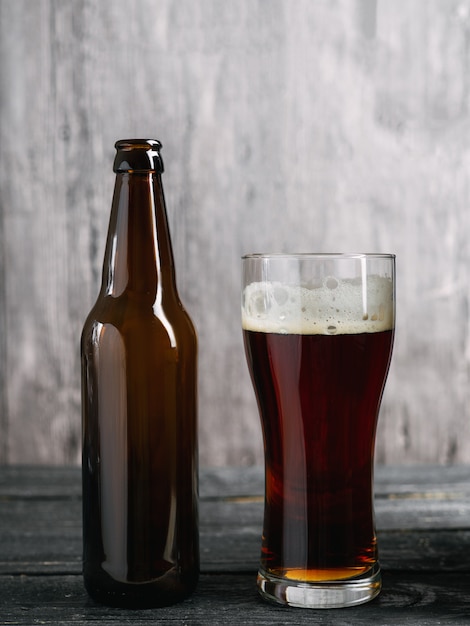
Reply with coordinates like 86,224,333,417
1,0,470,466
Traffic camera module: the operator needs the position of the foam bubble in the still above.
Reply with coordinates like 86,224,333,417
242,276,394,335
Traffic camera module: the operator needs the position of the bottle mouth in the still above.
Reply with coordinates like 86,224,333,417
113,139,164,173
115,139,162,151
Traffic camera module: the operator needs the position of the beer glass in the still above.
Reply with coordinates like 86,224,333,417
242,253,395,608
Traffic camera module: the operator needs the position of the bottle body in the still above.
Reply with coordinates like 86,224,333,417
81,140,198,607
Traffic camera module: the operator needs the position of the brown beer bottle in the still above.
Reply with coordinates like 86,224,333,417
81,139,198,608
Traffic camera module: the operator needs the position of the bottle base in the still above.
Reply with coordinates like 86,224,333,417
257,563,381,609
83,568,198,609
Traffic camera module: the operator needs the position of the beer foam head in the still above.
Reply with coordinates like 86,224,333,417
242,275,394,335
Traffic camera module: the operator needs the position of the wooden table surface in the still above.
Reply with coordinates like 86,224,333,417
1,465,470,625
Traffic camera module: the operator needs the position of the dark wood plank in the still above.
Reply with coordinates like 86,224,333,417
2,499,470,575
1,464,469,498
2,466,470,576
0,572,469,625
1,467,470,623
0,465,82,498
375,464,470,493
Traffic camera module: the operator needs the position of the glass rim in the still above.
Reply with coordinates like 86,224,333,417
242,252,395,260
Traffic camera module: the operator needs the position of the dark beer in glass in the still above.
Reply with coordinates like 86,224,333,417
242,254,395,608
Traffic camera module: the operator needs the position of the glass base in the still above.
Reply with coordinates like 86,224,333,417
257,563,381,609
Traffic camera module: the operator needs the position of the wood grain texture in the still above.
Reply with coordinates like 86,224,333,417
1,466,470,624
1,573,470,626
1,464,470,574
1,1,470,465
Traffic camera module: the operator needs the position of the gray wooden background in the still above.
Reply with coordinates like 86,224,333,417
1,0,470,467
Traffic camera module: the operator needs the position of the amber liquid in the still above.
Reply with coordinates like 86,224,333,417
81,170,198,607
243,328,393,582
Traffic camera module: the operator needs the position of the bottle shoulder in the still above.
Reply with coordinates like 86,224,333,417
81,294,197,346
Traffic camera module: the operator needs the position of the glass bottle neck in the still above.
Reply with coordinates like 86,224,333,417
101,172,176,301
